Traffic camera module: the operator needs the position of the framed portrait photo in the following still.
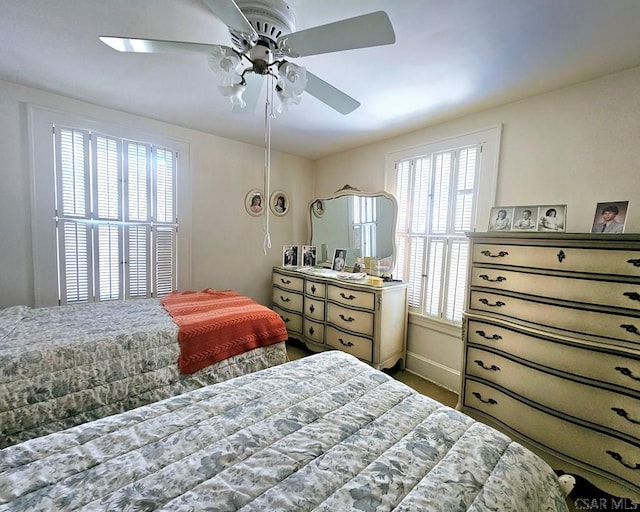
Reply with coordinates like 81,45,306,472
282,245,299,267
591,201,628,234
488,207,514,231
301,245,317,267
332,248,347,271
311,199,325,218
537,205,566,232
512,207,538,231
245,189,264,217
270,190,289,216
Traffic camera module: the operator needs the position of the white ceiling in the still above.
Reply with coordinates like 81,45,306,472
2,0,640,160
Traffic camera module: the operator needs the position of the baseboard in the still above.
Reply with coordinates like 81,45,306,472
405,351,460,394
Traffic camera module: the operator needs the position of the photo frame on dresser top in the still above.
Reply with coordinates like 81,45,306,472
282,245,298,266
301,245,316,267
332,248,347,271
591,201,628,234
489,205,567,232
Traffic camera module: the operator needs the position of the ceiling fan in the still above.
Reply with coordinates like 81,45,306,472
99,0,396,115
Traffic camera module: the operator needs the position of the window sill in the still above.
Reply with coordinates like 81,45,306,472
408,312,462,338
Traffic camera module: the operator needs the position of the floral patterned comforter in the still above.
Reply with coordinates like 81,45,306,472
0,300,288,448
0,351,569,512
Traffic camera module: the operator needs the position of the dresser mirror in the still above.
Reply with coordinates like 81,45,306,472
309,185,398,272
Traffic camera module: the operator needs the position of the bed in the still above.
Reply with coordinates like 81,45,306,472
0,351,569,511
0,290,288,448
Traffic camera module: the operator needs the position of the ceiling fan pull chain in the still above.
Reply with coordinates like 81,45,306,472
263,74,274,255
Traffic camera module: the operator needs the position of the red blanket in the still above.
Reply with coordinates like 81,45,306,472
161,289,288,375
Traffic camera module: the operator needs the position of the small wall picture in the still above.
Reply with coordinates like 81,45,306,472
245,189,264,216
312,199,325,217
282,245,299,266
537,205,566,232
271,190,289,216
512,207,538,231
488,207,513,231
302,245,317,267
332,248,347,271
591,201,628,233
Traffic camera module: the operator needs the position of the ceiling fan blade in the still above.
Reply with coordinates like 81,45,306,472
233,73,263,113
99,36,228,54
202,0,257,43
277,11,395,58
304,72,360,115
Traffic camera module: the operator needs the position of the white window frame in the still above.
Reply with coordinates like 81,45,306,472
385,125,501,325
28,105,192,307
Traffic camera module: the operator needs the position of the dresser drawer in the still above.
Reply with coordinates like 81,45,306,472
471,267,640,312
272,288,303,312
273,272,304,292
327,285,375,310
466,319,640,394
473,243,640,277
305,280,326,298
327,303,374,336
466,347,640,439
326,325,372,362
303,318,324,345
272,305,302,335
464,380,640,492
469,290,640,345
305,297,325,322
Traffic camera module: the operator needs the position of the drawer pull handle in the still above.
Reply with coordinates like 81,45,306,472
615,366,640,382
472,392,497,405
623,291,640,302
479,274,506,283
280,316,290,323
340,293,357,301
606,450,640,470
308,326,315,336
474,360,500,372
475,330,503,341
311,284,317,294
480,250,509,258
557,250,566,262
338,338,354,347
628,259,640,268
611,407,640,425
280,296,291,303
620,324,640,335
309,304,315,313
339,314,356,322
479,298,505,308
280,278,292,285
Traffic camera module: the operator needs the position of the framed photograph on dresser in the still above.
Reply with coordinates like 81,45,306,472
302,245,316,267
591,201,628,233
282,245,298,266
332,248,347,271
537,205,566,232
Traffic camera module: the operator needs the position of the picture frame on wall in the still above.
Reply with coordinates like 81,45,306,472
302,245,317,267
270,190,289,216
332,248,347,271
312,199,325,217
282,245,298,266
591,201,628,233
244,189,264,217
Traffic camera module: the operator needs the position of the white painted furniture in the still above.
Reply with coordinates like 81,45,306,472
272,266,408,370
459,232,640,501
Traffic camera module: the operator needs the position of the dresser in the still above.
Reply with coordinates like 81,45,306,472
459,233,640,501
272,266,408,370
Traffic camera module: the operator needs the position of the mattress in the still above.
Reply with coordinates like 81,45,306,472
0,299,288,448
0,351,569,511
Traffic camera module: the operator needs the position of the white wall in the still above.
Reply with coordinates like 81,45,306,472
314,66,640,391
0,79,313,309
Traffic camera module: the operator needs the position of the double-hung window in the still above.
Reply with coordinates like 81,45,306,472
387,127,501,324
53,126,177,304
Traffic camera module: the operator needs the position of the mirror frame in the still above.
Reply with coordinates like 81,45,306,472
308,185,398,272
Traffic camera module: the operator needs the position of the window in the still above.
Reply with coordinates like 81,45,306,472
387,127,501,324
53,126,178,304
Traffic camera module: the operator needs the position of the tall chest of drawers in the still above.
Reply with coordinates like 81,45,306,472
460,233,640,501
272,266,408,370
